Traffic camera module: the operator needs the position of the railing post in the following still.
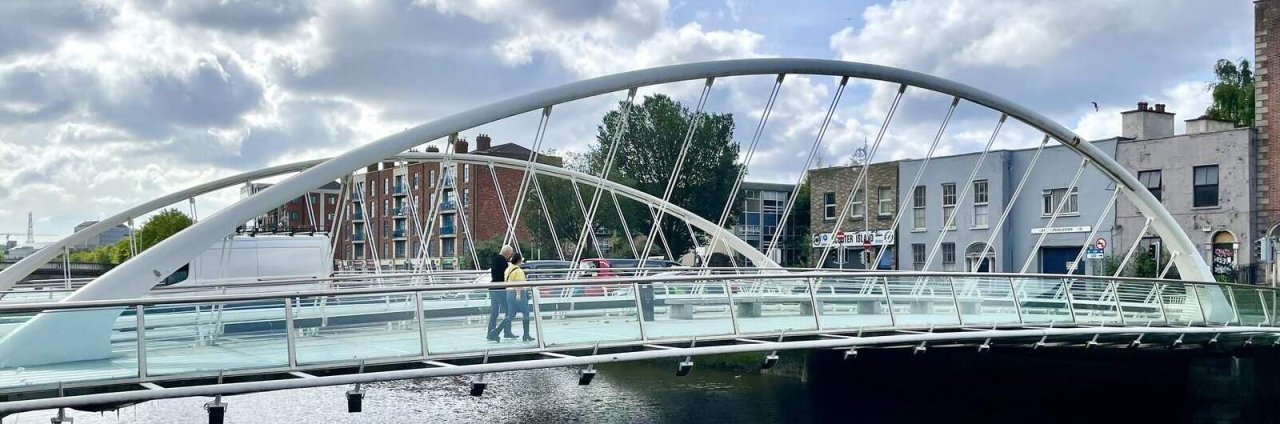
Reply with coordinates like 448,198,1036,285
947,277,964,325
415,291,429,358
1110,281,1127,326
1155,284,1169,326
631,282,649,341
806,277,824,331
880,277,897,328
284,297,297,369
530,286,547,349
1225,287,1242,326
1192,284,1210,325
1062,279,1077,324
135,304,147,379
1258,289,1271,326
1008,277,1024,325
722,280,742,336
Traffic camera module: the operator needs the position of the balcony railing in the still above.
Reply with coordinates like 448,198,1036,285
393,184,407,196
352,233,365,242
440,225,456,236
392,229,406,239
351,211,364,221
439,201,457,211
393,207,406,217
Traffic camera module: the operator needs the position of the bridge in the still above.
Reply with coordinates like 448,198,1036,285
0,58,1272,420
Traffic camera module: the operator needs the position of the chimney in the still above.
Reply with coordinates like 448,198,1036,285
476,134,492,151
426,145,440,153
1120,101,1174,140
455,138,469,154
381,161,395,170
1185,115,1237,135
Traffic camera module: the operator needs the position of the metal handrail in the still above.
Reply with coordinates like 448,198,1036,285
0,270,1257,314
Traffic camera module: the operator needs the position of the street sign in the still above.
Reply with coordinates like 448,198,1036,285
1094,238,1108,250
1085,247,1104,259
835,231,846,243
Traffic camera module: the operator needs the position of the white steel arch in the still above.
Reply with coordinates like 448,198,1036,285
0,58,1212,366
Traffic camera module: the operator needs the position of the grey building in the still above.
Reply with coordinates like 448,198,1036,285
896,139,1119,274
72,221,131,250
1114,105,1254,283
730,182,800,266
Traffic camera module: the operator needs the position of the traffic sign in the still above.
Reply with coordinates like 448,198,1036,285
835,231,846,243
1094,238,1107,250
1085,247,1104,259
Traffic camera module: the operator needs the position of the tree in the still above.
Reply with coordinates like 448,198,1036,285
70,209,193,265
461,236,505,270
784,181,812,267
1206,58,1255,127
582,94,744,259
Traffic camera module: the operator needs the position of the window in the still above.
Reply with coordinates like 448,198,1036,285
412,173,420,190
1041,188,1079,216
430,170,437,187
1193,165,1218,207
942,243,956,264
912,186,926,230
327,213,334,222
877,187,893,216
912,243,926,268
823,192,836,220
383,200,389,216
1137,170,1161,202
464,164,471,183
850,191,864,219
941,183,957,228
289,211,300,222
383,178,389,195
463,189,471,207
973,180,989,228
328,195,336,205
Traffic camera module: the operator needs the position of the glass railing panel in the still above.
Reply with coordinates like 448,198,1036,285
1194,284,1238,325
1160,282,1207,326
0,306,140,390
951,275,1019,326
883,276,960,328
1267,290,1280,327
536,283,641,347
1062,279,1121,325
292,293,422,365
422,288,531,355
1230,286,1268,326
640,278,735,339
1113,281,1164,324
727,276,818,334
814,276,894,330
144,300,289,377
1012,277,1075,324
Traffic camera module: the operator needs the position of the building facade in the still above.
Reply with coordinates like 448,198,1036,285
241,182,342,232
807,162,899,269
72,221,131,250
1115,107,1255,282
340,135,555,270
896,140,1119,275
730,181,800,266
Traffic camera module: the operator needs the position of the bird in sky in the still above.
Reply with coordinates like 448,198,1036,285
1091,101,1099,112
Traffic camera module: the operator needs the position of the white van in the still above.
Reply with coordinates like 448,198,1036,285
156,235,333,291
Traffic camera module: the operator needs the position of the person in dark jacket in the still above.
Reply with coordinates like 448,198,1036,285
487,245,516,342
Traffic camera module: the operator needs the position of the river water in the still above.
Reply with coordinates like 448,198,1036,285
5,349,1275,423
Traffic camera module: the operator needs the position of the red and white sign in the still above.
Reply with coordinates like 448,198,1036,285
835,231,846,243
1094,238,1107,250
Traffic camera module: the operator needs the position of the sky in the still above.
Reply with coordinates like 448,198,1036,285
0,0,1254,240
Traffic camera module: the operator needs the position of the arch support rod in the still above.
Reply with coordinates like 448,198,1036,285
874,97,959,270
708,74,784,267
1071,187,1122,270
1114,217,1153,277
639,78,715,266
571,88,638,264
1020,159,1089,274
765,76,849,262
925,114,1006,269
816,83,908,268
506,106,554,253
977,135,1051,268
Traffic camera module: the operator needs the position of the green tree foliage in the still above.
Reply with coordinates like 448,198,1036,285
580,94,744,259
1101,249,1179,279
1206,58,1255,127
461,236,505,270
519,172,629,261
69,209,193,264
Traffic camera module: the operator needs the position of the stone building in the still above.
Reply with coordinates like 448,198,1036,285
807,162,899,269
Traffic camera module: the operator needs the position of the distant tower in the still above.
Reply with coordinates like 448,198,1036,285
25,212,34,244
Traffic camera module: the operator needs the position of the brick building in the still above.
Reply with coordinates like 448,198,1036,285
241,182,343,233
807,162,899,269
339,135,560,270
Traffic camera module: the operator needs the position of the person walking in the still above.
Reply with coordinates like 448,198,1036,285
487,245,516,342
494,253,535,342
